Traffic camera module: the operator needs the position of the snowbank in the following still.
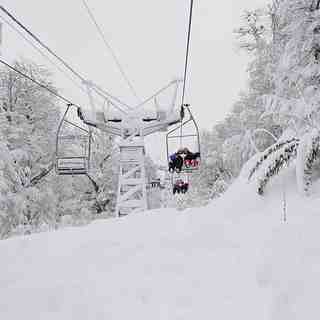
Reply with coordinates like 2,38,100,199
1,168,320,319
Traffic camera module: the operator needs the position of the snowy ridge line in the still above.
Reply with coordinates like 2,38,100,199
248,137,300,181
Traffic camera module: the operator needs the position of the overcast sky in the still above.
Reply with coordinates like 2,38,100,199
0,0,267,163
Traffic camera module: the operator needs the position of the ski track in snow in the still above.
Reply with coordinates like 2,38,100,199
1,168,320,319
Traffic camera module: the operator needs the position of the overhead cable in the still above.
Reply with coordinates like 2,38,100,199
0,14,85,93
0,6,84,81
81,0,139,103
0,5,131,112
0,15,129,115
0,58,80,107
0,14,128,115
180,0,194,146
181,0,194,107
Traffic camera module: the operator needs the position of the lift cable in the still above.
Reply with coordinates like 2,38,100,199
0,5,131,113
0,6,83,84
0,57,80,107
0,14,85,94
181,0,194,107
81,0,139,103
0,14,126,117
180,0,194,146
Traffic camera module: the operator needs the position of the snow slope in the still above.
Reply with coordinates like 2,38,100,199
1,167,320,319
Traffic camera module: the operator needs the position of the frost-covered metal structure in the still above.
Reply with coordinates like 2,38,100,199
0,2,198,217
116,139,147,216
75,80,182,216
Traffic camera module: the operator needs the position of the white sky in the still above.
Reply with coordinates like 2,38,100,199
0,0,267,163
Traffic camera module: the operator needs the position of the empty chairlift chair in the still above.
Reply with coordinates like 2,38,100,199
55,104,92,175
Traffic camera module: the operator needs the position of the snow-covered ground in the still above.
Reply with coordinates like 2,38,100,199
1,166,320,319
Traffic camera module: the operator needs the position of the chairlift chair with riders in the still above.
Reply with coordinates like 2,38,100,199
166,104,201,174
172,172,190,195
55,104,92,175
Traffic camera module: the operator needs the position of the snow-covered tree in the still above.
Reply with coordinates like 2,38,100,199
0,60,61,237
0,60,118,238
245,0,320,195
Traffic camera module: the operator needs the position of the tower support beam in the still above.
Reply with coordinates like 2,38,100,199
115,138,148,216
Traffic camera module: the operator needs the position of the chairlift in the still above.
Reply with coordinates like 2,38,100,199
55,104,92,175
166,104,201,173
172,172,190,195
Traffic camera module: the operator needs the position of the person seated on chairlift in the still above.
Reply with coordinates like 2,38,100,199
184,150,200,168
177,147,201,168
173,179,189,194
169,152,184,173
169,147,200,172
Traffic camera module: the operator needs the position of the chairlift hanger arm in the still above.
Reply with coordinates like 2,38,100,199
185,105,201,151
56,104,92,154
166,115,193,136
56,104,72,157
63,119,90,134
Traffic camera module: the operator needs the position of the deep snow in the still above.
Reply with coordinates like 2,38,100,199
1,167,320,319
